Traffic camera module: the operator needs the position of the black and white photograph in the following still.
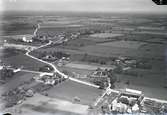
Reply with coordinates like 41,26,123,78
0,0,167,114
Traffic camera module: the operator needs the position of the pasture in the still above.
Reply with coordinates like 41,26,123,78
64,61,114,71
46,80,103,105
90,33,123,38
8,93,89,115
1,54,48,71
98,40,146,49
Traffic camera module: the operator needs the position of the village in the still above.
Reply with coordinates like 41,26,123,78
0,11,167,115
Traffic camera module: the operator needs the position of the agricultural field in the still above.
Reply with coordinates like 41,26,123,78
79,42,165,59
90,33,123,38
1,53,47,71
0,48,26,58
57,38,96,50
82,33,124,42
98,40,146,49
3,72,37,91
1,12,167,114
1,17,34,36
34,15,167,102
6,93,90,115
59,66,93,77
64,61,114,71
57,61,115,79
46,80,103,105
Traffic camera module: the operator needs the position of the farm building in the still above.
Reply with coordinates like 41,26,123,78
22,36,33,43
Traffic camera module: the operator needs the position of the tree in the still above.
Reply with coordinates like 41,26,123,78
0,68,14,80
107,70,117,88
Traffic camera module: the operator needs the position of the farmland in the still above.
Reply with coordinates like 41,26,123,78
1,12,167,114
31,14,167,101
46,80,103,105
98,40,145,49
3,72,37,91
90,33,123,38
64,61,114,71
1,47,49,71
27,15,167,101
7,93,90,115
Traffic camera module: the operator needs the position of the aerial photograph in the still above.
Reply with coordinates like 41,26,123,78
0,0,167,114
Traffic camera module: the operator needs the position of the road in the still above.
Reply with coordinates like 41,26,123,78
93,79,113,106
25,40,100,88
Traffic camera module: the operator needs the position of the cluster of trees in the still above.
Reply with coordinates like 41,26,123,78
0,67,14,82
91,69,117,89
36,51,70,60
2,87,33,108
107,69,117,89
92,78,108,89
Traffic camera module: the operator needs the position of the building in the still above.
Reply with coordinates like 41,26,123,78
22,36,33,43
89,68,108,78
0,66,3,70
34,72,65,85
100,88,167,114
111,89,143,113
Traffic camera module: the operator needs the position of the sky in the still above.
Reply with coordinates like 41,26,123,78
1,0,167,13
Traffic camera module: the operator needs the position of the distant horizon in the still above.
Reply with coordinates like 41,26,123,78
1,0,167,14
2,10,167,16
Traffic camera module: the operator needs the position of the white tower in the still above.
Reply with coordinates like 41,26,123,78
33,23,40,37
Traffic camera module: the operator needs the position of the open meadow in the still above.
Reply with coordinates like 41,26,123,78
6,93,90,115
46,80,103,105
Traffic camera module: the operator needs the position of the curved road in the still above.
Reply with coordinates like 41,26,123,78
25,40,99,88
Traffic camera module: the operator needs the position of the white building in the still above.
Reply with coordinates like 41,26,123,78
22,36,33,43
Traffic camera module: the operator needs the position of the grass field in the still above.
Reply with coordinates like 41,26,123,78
58,66,93,77
64,61,114,71
6,93,89,115
82,34,123,43
56,38,95,50
57,61,115,78
0,48,25,58
1,54,48,71
80,42,165,59
46,80,103,105
3,72,38,91
90,33,123,38
98,40,146,49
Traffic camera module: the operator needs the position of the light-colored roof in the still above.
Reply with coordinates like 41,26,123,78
125,88,142,95
22,36,32,40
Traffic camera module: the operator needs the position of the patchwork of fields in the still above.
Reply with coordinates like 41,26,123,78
1,13,167,114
